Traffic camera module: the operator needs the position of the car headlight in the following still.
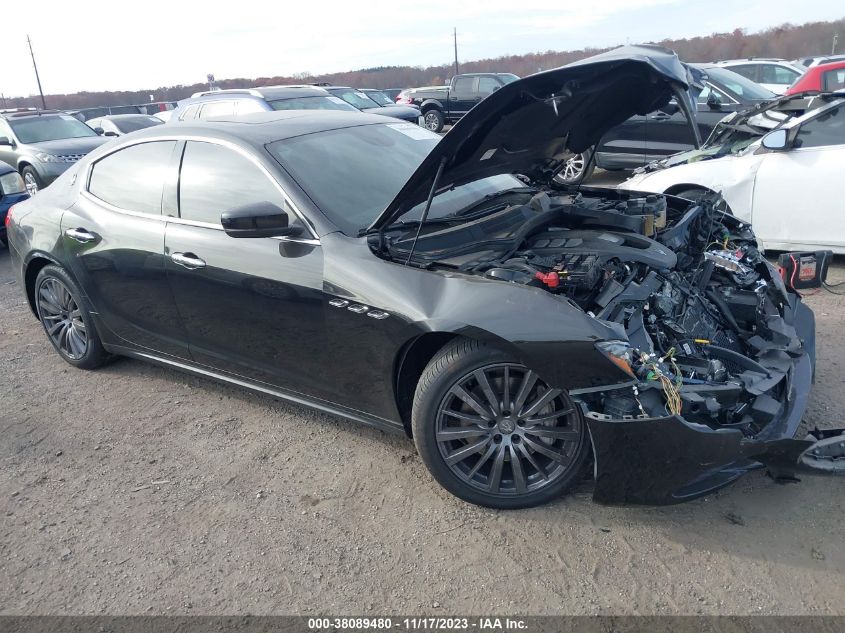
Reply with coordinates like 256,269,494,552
0,171,26,195
595,340,636,378
35,152,62,163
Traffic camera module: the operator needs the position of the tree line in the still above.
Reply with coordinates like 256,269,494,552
4,17,843,110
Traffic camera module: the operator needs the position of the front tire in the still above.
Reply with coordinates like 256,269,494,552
412,338,589,509
422,109,445,133
21,166,43,195
35,265,110,369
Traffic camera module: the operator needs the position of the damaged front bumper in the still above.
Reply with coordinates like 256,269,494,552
584,296,844,505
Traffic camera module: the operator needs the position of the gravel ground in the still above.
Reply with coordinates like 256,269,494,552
2,191,844,615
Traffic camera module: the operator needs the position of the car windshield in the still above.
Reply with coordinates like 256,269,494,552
704,67,776,101
114,117,163,133
269,96,358,111
330,88,380,109
9,114,99,143
364,91,394,106
268,122,526,235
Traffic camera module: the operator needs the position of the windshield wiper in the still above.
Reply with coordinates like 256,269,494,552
451,187,536,217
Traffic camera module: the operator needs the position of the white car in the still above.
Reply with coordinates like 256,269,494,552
619,96,845,253
714,59,805,94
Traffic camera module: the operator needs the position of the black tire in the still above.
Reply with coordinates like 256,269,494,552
35,264,110,369
412,338,590,509
672,188,733,215
553,148,595,185
422,109,445,133
21,166,43,195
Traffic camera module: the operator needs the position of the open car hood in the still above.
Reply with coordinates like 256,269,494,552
369,45,695,231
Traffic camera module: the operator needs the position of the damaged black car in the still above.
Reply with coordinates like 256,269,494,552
7,45,842,509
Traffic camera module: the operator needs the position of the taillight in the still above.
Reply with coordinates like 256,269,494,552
5,204,15,228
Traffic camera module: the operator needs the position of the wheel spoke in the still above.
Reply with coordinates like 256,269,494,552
442,410,486,423
473,369,501,416
47,320,65,336
67,328,83,357
488,445,506,493
519,387,562,418
509,445,527,493
502,366,511,412
523,409,573,425
445,436,491,466
39,287,62,314
466,442,497,479
513,370,538,414
522,436,568,464
516,441,547,480
523,427,580,442
450,384,494,421
436,426,489,441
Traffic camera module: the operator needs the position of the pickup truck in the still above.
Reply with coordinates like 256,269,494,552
403,73,519,132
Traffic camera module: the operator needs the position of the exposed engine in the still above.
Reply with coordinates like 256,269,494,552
402,189,803,436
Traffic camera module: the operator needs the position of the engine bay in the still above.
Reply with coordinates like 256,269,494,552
382,187,804,438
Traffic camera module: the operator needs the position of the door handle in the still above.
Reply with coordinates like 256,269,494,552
170,252,206,269
649,112,672,121
64,227,98,243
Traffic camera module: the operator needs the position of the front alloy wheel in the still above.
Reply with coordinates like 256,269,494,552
22,166,42,195
413,339,589,508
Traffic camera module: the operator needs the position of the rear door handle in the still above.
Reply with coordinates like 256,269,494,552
171,252,206,269
64,227,98,243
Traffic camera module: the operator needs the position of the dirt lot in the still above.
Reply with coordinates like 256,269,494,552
2,198,844,615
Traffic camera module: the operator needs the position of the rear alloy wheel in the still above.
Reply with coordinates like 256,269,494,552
422,109,445,133
22,166,43,195
553,149,595,185
412,339,589,508
35,265,110,369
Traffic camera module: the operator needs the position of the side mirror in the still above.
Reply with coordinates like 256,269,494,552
221,201,303,238
104,131,119,137
93,127,105,135
706,93,722,110
0,136,14,146
761,128,789,151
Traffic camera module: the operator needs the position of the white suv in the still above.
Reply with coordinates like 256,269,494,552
714,59,804,94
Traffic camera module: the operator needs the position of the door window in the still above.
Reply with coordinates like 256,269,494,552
795,106,845,148
452,76,475,95
823,69,845,91
477,77,500,95
759,64,801,85
696,84,732,106
726,64,758,82
88,141,177,214
179,104,200,121
178,141,284,225
199,100,236,119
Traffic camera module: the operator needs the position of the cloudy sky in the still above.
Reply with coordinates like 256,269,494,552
2,0,842,97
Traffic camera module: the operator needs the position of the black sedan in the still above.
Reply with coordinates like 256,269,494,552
7,46,840,508
557,64,777,184
324,86,421,123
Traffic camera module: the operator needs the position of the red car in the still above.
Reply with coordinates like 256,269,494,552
786,60,845,94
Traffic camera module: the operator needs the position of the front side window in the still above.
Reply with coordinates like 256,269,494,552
9,115,99,143
179,141,284,225
477,77,501,95
179,104,200,121
823,69,845,91
795,105,845,148
88,141,176,213
696,84,732,105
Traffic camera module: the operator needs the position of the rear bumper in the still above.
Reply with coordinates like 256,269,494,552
586,299,840,505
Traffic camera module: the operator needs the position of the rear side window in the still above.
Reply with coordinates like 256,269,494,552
178,141,284,225
452,76,475,93
199,100,236,119
88,141,176,214
759,64,800,85
726,64,758,81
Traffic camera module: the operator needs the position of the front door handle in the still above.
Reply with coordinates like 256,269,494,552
649,112,672,121
64,227,98,243
171,252,206,269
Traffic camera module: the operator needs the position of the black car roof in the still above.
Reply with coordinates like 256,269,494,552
128,110,389,145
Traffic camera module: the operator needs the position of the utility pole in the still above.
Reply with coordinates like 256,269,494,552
453,28,459,76
27,35,47,110
833,33,839,55
1,93,6,109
